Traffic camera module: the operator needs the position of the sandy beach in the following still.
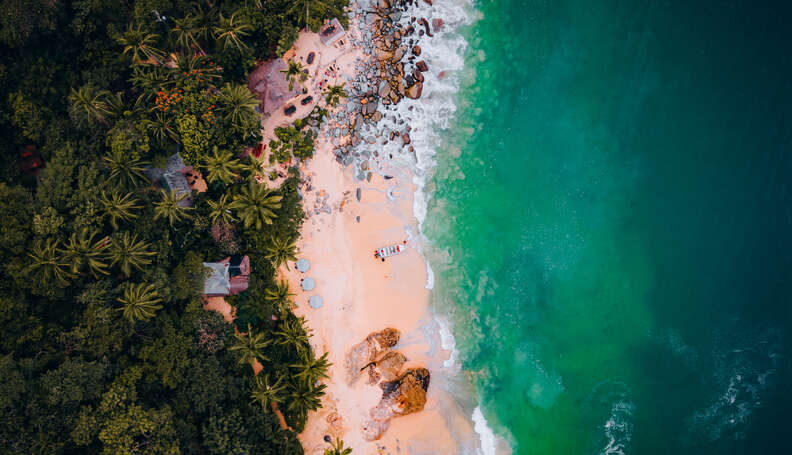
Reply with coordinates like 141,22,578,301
239,3,483,452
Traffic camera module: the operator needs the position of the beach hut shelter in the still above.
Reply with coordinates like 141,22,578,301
202,262,230,296
319,18,346,46
247,58,302,115
309,295,324,309
301,277,316,291
296,258,310,273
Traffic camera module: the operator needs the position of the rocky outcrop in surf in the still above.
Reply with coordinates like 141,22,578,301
330,0,439,179
345,327,432,441
362,367,431,441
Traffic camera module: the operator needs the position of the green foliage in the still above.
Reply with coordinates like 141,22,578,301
108,232,155,276
103,148,150,190
118,282,163,323
203,146,242,184
0,0,330,451
170,251,207,300
324,83,347,107
213,12,253,53
266,235,299,270
325,438,353,455
230,323,272,370
9,91,48,142
99,191,142,230
176,114,209,166
154,189,193,226
291,351,331,383
277,26,301,56
40,357,106,407
266,280,296,318
280,60,309,91
251,374,287,409
269,122,318,163
231,183,283,230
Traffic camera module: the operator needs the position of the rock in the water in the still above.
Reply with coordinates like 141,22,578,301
362,368,431,441
402,133,411,145
393,45,408,62
412,45,422,56
432,18,444,31
345,328,401,384
416,60,428,72
379,82,392,98
406,82,423,99
371,111,383,123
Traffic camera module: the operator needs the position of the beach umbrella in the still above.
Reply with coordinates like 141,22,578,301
296,258,310,273
309,295,323,309
301,277,316,291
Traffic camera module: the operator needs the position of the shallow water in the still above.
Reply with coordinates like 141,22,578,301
423,0,792,453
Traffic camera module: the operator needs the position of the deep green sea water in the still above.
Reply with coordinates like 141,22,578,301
424,0,792,453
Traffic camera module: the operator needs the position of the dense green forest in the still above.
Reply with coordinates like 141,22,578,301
0,0,346,453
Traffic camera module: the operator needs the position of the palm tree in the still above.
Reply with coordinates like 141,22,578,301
265,235,298,270
287,378,326,422
103,149,150,190
104,92,147,122
117,282,163,323
154,189,193,226
291,351,331,383
68,85,110,127
27,238,74,285
324,83,347,107
141,111,179,145
230,183,282,230
203,146,242,184
172,53,221,81
207,193,236,225
60,229,110,277
117,24,165,64
265,280,295,317
99,191,141,230
217,84,259,128
240,157,263,182
130,65,173,95
324,438,353,455
229,323,272,371
287,0,329,31
280,60,309,91
274,316,310,352
189,4,217,45
250,374,287,409
108,232,155,276
172,15,203,54
213,12,252,53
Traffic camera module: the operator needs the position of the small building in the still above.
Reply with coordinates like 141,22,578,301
247,58,302,115
145,152,194,206
319,18,346,46
202,255,251,296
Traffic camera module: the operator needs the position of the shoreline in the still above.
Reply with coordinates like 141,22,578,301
256,1,489,453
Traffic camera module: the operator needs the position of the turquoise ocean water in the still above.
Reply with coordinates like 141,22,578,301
424,0,792,453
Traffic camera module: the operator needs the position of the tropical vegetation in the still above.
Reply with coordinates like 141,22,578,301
0,0,348,452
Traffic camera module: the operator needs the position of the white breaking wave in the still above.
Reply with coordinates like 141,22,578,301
473,406,497,455
600,400,636,455
351,1,504,453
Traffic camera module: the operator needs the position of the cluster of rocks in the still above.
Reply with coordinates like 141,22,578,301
345,328,431,441
323,0,442,180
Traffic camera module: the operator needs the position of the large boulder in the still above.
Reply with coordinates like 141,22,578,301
345,328,401,383
362,368,431,441
367,351,407,384
406,82,423,99
393,45,408,63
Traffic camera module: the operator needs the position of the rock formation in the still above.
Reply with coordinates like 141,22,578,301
362,368,431,441
345,328,400,383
